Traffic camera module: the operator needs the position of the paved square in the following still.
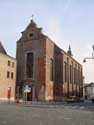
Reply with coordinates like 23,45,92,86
0,103,94,125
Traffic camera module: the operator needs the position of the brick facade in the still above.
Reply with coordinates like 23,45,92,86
16,20,83,101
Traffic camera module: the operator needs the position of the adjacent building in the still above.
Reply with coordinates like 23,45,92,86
84,82,94,99
0,42,16,101
16,20,83,101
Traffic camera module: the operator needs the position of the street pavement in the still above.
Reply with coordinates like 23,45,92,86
0,101,94,125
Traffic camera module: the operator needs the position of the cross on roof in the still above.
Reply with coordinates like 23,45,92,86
31,14,34,20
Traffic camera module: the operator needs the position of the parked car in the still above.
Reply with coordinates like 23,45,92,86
67,96,76,103
90,95,94,103
76,97,84,103
91,98,94,103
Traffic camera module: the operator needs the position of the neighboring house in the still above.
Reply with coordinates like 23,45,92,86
0,42,16,101
16,19,83,101
85,82,94,99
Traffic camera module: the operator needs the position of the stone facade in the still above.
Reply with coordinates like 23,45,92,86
0,53,16,101
16,20,83,101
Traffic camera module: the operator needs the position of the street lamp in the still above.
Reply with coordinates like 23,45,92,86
83,45,94,62
92,45,94,51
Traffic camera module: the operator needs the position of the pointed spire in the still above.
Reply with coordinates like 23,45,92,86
67,45,73,57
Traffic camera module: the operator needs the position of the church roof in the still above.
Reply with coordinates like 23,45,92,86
85,82,94,87
0,42,7,55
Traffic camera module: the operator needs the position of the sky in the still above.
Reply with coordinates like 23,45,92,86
0,0,94,83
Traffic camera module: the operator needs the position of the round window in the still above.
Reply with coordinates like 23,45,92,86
29,33,34,38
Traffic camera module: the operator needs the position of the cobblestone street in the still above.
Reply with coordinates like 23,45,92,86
0,102,94,125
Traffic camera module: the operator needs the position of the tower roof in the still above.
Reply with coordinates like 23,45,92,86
0,42,7,55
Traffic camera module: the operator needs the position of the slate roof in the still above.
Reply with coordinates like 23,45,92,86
85,82,94,87
0,42,7,55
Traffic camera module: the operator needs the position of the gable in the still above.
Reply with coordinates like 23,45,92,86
18,20,44,42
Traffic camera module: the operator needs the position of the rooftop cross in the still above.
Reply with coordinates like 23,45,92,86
31,14,34,20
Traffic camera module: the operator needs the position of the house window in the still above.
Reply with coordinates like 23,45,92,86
64,62,67,82
7,71,10,78
50,59,54,81
11,72,14,79
70,65,72,83
8,61,10,66
74,64,77,84
26,52,34,78
12,62,14,68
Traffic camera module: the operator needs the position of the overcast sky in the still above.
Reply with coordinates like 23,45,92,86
0,0,94,83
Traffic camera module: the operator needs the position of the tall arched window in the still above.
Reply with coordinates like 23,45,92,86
50,58,54,81
26,52,34,78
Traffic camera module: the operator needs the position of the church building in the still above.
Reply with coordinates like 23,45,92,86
16,19,83,101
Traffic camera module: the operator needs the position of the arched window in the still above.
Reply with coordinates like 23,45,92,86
26,52,34,78
50,58,54,81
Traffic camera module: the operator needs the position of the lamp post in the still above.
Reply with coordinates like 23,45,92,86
83,45,94,62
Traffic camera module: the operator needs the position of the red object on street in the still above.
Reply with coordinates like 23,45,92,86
7,87,11,99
